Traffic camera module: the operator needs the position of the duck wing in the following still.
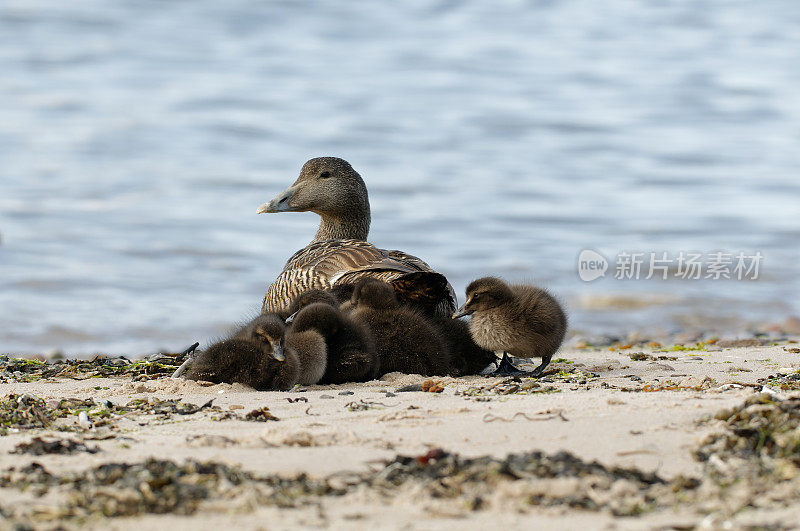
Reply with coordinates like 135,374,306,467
262,240,457,317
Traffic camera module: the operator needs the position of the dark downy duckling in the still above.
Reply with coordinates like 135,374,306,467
350,279,450,377
284,289,340,320
186,314,326,389
452,277,567,377
186,338,299,391
432,316,497,376
288,294,378,384
234,313,327,385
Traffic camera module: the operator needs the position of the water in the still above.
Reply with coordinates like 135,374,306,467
1,1,799,355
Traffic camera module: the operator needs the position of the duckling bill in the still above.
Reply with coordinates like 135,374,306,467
453,277,567,377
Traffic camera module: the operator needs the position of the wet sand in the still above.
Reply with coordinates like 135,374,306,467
1,339,800,530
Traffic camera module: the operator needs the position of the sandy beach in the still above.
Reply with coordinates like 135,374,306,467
2,336,800,530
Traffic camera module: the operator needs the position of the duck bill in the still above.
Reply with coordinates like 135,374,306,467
284,310,298,324
257,183,301,214
452,304,473,319
270,344,286,362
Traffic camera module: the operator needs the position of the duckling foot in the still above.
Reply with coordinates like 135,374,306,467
489,353,528,377
529,358,551,378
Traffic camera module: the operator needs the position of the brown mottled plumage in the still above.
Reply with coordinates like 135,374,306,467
453,277,567,377
257,157,456,318
350,279,450,377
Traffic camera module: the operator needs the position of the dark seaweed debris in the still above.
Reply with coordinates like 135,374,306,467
0,448,689,523
0,350,192,383
12,437,99,456
0,459,336,520
0,394,55,433
121,397,216,416
697,393,800,469
1,394,235,436
758,369,800,391
244,407,279,421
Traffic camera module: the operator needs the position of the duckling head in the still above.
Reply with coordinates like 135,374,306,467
352,279,400,311
291,302,342,336
251,314,288,362
452,277,514,318
257,157,369,221
287,289,339,319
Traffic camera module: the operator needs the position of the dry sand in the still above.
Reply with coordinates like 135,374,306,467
2,339,800,530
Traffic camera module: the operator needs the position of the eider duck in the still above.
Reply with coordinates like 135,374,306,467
452,277,567,377
288,291,379,383
350,279,451,376
257,157,456,318
187,314,327,390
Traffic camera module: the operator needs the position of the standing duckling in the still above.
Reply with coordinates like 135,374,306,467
350,279,451,376
187,314,326,389
288,296,379,383
452,277,567,377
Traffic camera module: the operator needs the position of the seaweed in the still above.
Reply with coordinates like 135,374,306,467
0,394,55,433
12,437,99,456
0,349,193,384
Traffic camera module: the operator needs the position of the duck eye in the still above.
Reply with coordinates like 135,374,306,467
319,171,331,179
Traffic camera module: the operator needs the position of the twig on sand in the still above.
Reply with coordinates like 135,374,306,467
170,342,200,379
482,410,568,423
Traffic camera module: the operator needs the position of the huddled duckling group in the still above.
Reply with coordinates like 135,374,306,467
185,157,568,389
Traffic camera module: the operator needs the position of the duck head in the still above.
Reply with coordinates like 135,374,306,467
257,157,371,240
452,277,514,318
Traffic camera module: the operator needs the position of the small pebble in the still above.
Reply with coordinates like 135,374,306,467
338,391,354,396
229,404,244,410
397,384,423,392
320,394,334,399
385,392,397,397
78,411,91,428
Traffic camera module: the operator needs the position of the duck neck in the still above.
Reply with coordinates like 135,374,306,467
313,210,371,242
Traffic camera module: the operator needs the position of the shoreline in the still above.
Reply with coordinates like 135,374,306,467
1,338,800,529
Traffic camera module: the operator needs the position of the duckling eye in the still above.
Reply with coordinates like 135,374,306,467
319,171,331,179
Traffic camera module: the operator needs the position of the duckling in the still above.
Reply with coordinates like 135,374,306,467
284,289,340,321
452,277,567,377
350,279,450,376
185,337,299,391
289,301,378,383
186,314,327,389
234,313,327,385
